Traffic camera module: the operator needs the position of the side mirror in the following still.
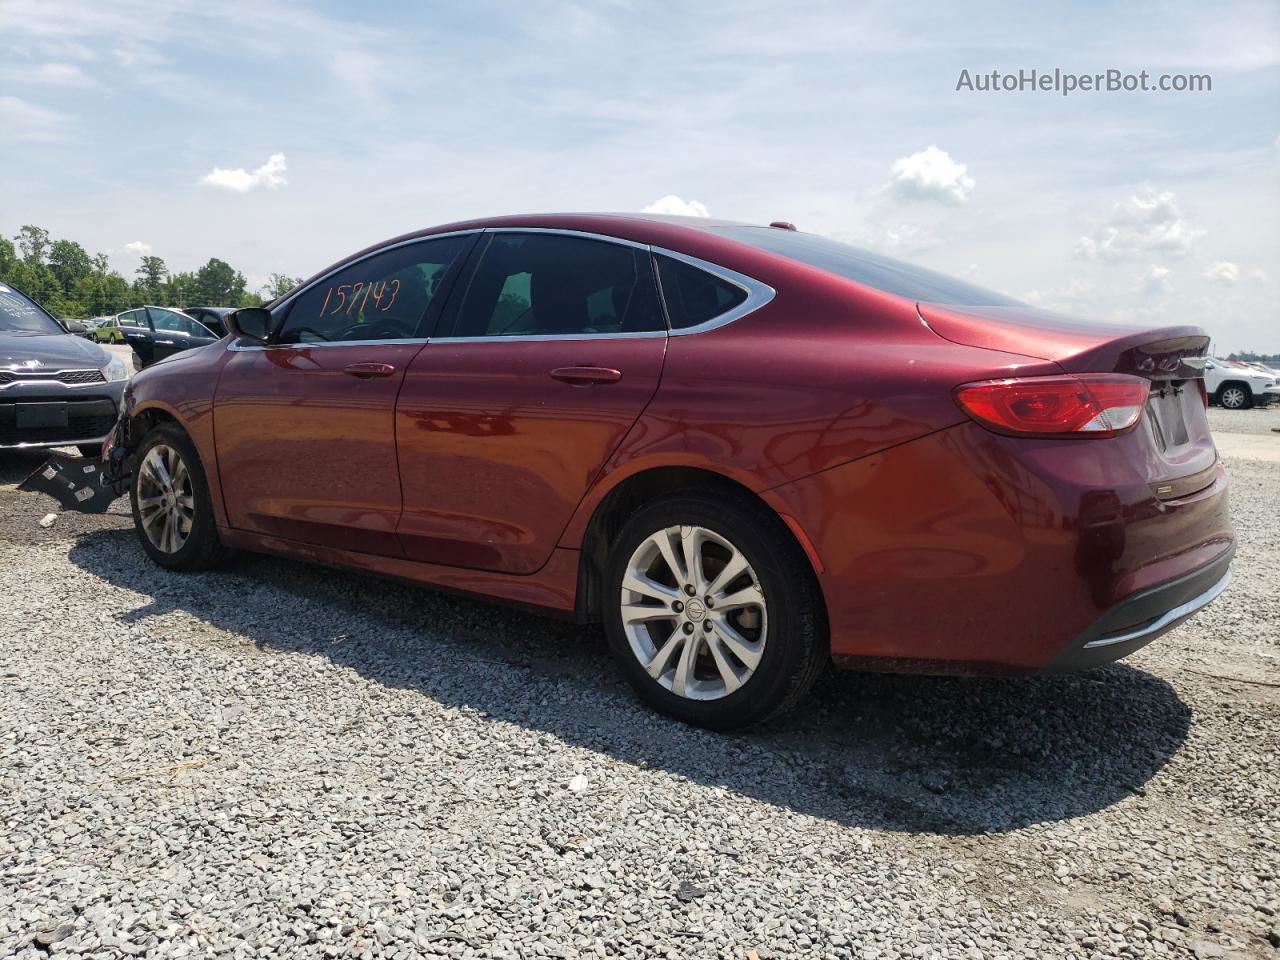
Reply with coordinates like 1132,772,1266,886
226,307,273,343
64,320,87,335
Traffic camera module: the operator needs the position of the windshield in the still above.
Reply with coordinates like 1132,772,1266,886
0,284,64,335
714,227,1023,307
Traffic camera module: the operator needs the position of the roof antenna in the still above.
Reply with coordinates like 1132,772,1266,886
769,221,797,231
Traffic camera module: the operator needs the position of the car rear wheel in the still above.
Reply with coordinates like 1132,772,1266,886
129,424,233,571
1217,384,1250,410
603,493,827,730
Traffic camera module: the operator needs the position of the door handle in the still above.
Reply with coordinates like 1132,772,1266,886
550,366,622,385
344,362,396,379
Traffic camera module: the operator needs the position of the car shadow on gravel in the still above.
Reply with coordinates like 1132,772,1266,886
68,527,1191,836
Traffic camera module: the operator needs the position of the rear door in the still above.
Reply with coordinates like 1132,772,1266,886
213,233,476,554
395,230,668,573
116,309,154,363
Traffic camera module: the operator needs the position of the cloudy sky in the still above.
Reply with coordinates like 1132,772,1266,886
2,0,1277,351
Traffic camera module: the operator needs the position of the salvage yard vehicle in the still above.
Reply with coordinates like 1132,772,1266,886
181,306,234,338
0,282,129,456
101,214,1234,729
1203,358,1279,409
94,306,220,368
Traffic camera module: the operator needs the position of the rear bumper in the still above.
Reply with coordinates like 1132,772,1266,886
761,421,1234,674
1043,545,1232,671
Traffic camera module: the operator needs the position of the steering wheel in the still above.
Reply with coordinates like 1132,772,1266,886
334,316,412,341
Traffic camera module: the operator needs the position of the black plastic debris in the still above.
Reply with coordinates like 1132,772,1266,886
18,452,122,514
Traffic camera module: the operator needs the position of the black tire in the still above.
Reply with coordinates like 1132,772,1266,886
602,493,828,730
1216,382,1252,410
77,444,102,458
129,423,234,571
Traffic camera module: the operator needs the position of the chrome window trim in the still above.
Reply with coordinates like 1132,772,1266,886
650,246,776,336
478,226,651,251
430,331,666,344
228,337,430,352
225,227,774,351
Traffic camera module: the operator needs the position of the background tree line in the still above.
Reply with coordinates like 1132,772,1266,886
0,224,302,319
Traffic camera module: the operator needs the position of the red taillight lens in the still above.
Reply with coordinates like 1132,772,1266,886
1196,378,1209,408
954,374,1149,438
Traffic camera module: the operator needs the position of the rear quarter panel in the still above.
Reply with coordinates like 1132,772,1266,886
558,279,1063,549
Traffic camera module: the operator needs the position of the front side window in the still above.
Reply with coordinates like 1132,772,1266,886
655,255,749,330
448,233,664,338
276,234,472,344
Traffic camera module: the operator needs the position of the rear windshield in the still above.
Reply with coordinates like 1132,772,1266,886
714,227,1023,307
0,284,63,335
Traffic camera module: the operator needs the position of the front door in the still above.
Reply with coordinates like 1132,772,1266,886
395,230,668,573
213,233,476,554
146,307,219,362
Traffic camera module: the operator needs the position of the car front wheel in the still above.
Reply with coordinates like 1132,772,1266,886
1217,385,1250,410
603,493,827,730
129,424,233,571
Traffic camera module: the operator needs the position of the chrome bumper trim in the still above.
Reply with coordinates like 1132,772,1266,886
1083,571,1231,649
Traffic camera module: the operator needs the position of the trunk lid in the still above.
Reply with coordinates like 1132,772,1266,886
920,302,1217,494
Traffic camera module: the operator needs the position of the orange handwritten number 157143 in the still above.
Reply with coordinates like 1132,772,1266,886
317,278,400,317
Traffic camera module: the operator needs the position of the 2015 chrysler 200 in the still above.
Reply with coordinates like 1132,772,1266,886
105,214,1233,729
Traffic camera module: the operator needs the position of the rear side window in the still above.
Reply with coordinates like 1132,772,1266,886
277,234,471,344
654,255,748,329
448,233,664,338
713,226,1022,307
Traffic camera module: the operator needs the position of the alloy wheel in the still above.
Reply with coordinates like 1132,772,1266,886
1220,387,1247,410
619,525,767,700
136,444,195,554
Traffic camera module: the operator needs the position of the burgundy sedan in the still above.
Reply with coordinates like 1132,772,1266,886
106,214,1233,729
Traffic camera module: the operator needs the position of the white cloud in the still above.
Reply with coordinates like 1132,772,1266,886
0,95,68,142
30,62,96,88
1075,189,1204,261
1138,264,1171,295
1022,278,1097,312
1249,269,1269,284
200,153,288,193
1203,260,1240,284
642,195,710,217
885,146,974,204
124,240,152,255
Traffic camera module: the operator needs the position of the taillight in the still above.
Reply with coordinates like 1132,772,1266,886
1195,378,1209,408
954,374,1149,438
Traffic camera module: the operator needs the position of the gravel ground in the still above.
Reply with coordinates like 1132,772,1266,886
1,435,1277,959
1207,404,1280,437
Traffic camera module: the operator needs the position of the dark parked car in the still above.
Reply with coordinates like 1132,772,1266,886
0,282,129,456
93,306,219,368
107,214,1233,729
182,306,234,338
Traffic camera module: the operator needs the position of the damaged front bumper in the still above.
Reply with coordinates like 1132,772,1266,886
16,408,138,513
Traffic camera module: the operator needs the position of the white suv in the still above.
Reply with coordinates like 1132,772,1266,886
1204,359,1279,410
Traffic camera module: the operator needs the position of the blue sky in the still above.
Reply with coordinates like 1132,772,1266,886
2,0,1277,351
